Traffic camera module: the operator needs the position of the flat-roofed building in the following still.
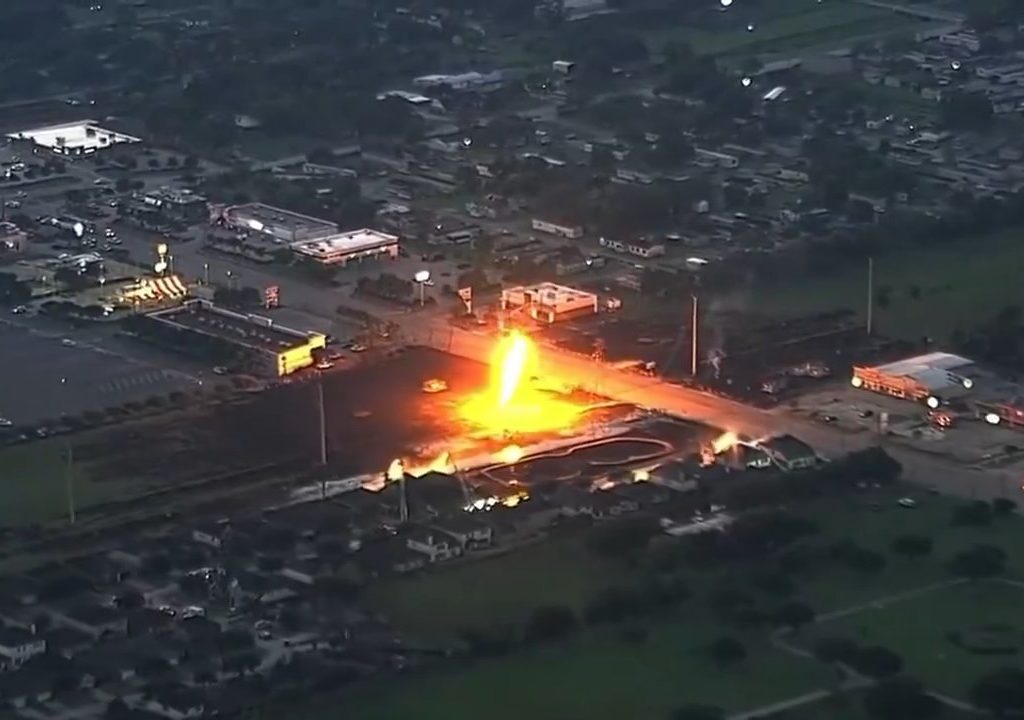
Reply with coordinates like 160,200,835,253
290,228,400,266
148,299,326,377
852,352,977,407
219,202,339,244
6,120,140,156
501,282,598,324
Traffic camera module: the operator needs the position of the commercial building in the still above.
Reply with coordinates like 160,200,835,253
6,121,140,156
851,352,977,407
412,71,504,91
132,187,208,223
218,203,338,244
148,299,326,377
531,218,583,239
501,282,598,324
290,229,400,266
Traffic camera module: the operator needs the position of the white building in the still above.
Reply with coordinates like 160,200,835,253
0,627,45,671
501,282,598,324
6,120,140,156
413,71,504,91
220,202,339,244
290,228,400,266
531,218,583,239
626,239,665,258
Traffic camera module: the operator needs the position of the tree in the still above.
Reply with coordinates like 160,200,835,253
670,704,724,720
814,637,858,666
864,678,942,720
587,516,659,558
848,646,903,679
523,605,577,643
704,636,747,667
952,501,992,526
773,601,815,631
992,498,1017,516
948,544,1006,580
890,535,933,560
971,667,1024,717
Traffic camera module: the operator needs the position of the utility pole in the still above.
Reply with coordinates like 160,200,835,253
866,256,874,336
317,378,327,499
690,293,699,377
65,441,76,525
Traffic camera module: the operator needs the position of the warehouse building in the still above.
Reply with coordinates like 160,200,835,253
290,229,400,266
7,120,140,156
148,300,326,377
851,352,978,408
501,282,598,324
218,203,339,244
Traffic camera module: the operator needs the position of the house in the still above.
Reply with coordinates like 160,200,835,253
229,571,298,606
626,239,665,258
611,481,671,507
433,515,494,550
487,499,561,538
52,603,129,638
280,557,328,586
590,489,639,519
354,539,428,577
191,522,229,549
759,435,818,471
0,626,45,671
144,684,205,719
548,484,595,517
404,526,462,563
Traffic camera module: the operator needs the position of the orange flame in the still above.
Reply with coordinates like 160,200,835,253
496,444,524,464
711,431,739,455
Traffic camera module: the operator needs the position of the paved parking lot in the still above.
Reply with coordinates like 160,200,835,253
0,322,192,425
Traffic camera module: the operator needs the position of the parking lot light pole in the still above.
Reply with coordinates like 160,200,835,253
414,270,431,307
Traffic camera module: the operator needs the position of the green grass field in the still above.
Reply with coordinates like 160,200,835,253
366,537,626,641
0,440,143,528
647,0,916,57
805,581,1024,702
293,489,1024,720
342,623,824,720
743,227,1024,342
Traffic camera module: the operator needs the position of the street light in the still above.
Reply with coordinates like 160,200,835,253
414,270,431,307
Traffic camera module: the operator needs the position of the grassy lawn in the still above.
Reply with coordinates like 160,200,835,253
785,692,977,720
340,623,825,720
804,581,1024,702
367,536,627,641
744,227,1024,342
646,0,912,57
0,440,142,527
309,490,1024,720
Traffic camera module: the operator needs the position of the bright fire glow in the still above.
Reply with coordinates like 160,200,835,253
386,458,405,482
385,452,455,482
711,431,739,454
460,331,583,435
496,444,524,464
497,333,528,408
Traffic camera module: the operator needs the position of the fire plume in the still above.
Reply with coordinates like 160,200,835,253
497,332,529,408
460,331,583,435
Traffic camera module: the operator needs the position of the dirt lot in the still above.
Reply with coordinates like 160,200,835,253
536,309,912,405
